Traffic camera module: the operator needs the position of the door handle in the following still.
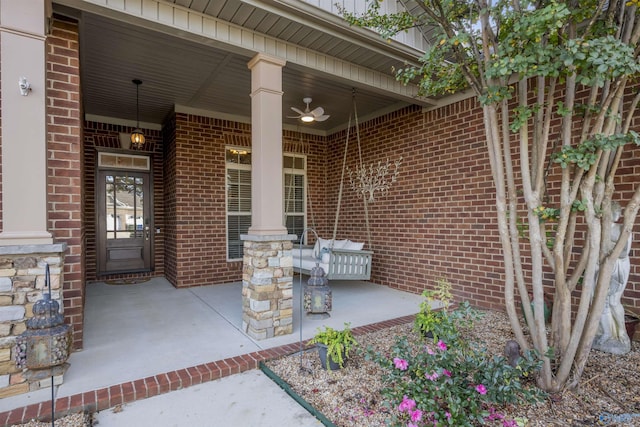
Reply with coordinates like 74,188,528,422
145,226,150,240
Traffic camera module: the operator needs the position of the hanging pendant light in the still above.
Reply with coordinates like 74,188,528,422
130,79,145,149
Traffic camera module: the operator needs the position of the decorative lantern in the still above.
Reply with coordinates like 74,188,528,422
15,265,71,380
15,293,71,372
303,264,332,319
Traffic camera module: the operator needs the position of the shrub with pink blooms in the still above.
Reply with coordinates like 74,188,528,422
367,303,545,426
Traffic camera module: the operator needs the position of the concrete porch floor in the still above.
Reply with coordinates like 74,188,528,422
0,277,424,425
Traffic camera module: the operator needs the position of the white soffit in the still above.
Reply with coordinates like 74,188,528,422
56,0,434,107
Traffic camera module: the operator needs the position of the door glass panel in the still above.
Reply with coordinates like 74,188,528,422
105,174,145,240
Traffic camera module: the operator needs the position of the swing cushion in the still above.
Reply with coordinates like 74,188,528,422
313,238,349,259
343,241,364,251
313,238,365,263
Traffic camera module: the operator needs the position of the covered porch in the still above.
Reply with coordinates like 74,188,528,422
0,277,423,422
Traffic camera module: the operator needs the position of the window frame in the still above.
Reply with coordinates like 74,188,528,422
224,149,308,260
283,153,307,244
225,147,252,261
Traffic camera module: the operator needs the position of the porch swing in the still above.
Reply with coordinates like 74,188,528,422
291,91,374,280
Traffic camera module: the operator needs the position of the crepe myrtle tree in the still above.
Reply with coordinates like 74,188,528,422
342,0,640,392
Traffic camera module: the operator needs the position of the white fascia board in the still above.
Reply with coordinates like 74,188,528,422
240,0,426,62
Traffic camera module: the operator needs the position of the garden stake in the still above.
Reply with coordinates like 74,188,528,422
46,263,55,427
298,227,319,375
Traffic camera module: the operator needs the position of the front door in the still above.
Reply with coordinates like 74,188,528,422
97,168,152,274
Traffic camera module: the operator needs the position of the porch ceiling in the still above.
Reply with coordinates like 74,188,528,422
54,0,437,135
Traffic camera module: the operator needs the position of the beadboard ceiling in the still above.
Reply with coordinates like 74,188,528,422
55,0,437,134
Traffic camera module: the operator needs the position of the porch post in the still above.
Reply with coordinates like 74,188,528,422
246,53,287,236
241,53,295,340
0,0,53,245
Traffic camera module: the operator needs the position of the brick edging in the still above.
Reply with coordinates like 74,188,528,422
0,314,415,426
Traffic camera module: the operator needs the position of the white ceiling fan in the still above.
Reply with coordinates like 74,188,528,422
288,97,330,123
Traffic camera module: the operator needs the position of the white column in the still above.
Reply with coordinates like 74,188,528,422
0,0,53,245
246,53,287,236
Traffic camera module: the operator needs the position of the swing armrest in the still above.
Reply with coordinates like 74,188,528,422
326,248,373,280
291,245,373,281
330,248,373,255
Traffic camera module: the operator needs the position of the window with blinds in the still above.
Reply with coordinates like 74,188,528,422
226,148,252,260
225,149,306,260
284,154,306,241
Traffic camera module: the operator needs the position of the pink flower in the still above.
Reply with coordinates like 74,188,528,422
398,395,416,412
445,412,451,420
425,371,439,381
408,423,418,427
476,384,487,395
442,369,452,377
437,340,447,351
486,407,505,421
426,347,435,355
410,409,423,422
393,357,409,370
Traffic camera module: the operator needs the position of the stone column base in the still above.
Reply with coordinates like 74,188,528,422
241,234,296,340
0,244,67,397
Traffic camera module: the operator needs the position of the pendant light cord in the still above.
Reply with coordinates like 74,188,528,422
134,79,142,129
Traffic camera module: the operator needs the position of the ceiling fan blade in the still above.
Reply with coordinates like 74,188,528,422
290,107,304,115
314,114,330,122
286,115,302,119
310,106,325,117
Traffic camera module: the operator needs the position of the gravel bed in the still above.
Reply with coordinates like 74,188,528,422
11,310,640,426
266,310,640,426
11,412,90,427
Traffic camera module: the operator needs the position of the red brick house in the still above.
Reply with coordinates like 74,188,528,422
1,0,638,396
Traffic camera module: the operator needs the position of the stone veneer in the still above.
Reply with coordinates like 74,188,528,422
241,236,296,340
0,244,67,398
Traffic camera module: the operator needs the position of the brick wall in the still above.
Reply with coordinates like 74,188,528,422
74,83,639,340
82,122,165,283
46,16,84,349
163,113,327,287
163,114,178,286
324,97,640,317
166,113,248,287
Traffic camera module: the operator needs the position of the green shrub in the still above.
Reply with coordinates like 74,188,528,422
308,323,358,369
414,278,480,346
372,303,545,426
